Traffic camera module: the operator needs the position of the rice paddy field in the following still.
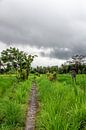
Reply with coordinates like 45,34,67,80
0,75,32,130
36,74,86,130
0,74,86,130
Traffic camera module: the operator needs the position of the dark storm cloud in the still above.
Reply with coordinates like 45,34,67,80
0,0,86,59
40,43,86,60
40,48,72,60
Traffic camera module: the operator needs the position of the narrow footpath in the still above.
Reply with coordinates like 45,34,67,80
25,83,37,130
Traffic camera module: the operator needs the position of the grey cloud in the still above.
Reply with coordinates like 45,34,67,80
40,48,72,60
0,0,86,59
40,43,86,60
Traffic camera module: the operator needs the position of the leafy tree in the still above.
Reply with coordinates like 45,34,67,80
0,47,36,80
66,54,86,74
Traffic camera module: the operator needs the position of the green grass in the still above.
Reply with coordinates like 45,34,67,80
36,74,86,130
0,75,32,130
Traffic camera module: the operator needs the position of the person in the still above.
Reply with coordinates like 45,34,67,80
71,65,77,82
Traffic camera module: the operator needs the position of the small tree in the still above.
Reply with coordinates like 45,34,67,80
66,54,86,74
0,47,36,80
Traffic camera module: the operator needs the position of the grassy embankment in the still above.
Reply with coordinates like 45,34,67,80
36,74,86,130
0,75,32,130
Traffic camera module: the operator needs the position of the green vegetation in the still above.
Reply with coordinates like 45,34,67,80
1,47,86,130
0,47,36,130
0,47,36,80
47,72,57,81
36,74,86,130
0,75,32,130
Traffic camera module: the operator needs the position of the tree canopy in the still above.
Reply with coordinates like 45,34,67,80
0,47,36,80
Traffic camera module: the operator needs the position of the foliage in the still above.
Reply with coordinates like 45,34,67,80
0,47,36,80
47,72,57,81
32,66,58,74
36,74,86,130
0,75,32,130
58,64,86,74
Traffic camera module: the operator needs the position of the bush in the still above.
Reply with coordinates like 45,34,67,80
47,72,57,81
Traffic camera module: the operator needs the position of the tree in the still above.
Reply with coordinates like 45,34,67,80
0,47,36,80
66,54,86,74
0,59,5,74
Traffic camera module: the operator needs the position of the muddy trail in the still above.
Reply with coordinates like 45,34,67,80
25,83,38,130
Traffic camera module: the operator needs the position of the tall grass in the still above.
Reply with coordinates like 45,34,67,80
0,75,32,130
36,74,86,130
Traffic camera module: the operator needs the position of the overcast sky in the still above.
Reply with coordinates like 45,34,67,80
0,0,86,66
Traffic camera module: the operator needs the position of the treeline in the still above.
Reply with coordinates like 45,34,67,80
59,64,86,74
31,66,58,74
0,48,86,77
31,55,86,75
31,64,86,74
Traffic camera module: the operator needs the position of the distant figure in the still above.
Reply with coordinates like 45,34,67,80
71,65,77,82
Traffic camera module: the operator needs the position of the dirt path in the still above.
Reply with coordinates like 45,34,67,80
25,83,37,130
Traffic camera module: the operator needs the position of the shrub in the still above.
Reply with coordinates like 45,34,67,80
47,72,57,81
